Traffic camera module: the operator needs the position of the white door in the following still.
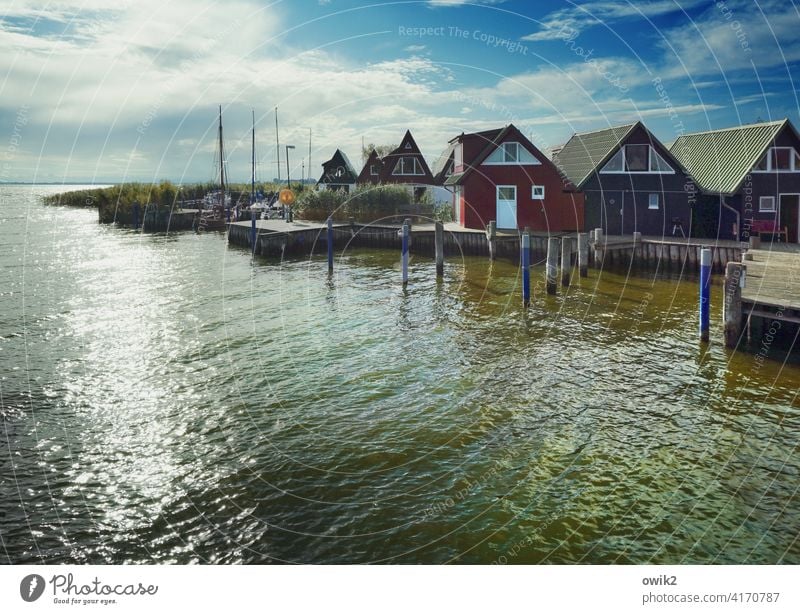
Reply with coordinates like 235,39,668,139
496,185,517,229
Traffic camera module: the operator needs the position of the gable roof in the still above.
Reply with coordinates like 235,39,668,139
669,119,792,194
379,130,435,184
318,148,357,184
444,124,571,188
552,123,638,188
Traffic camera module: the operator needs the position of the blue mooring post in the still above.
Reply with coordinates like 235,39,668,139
700,247,712,342
132,202,140,230
250,213,257,253
327,216,334,272
226,207,231,222
522,232,531,307
401,222,409,287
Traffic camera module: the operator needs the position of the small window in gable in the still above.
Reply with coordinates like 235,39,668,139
760,196,776,212
370,165,378,176
601,148,624,172
532,185,545,199
649,148,674,172
625,145,649,171
404,142,412,150
503,142,519,162
648,194,659,210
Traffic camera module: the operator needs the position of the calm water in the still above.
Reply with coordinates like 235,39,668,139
1,185,799,564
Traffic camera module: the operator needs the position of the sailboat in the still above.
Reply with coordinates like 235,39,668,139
198,105,229,231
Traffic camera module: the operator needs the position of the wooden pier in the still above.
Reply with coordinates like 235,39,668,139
591,233,745,273
721,247,800,352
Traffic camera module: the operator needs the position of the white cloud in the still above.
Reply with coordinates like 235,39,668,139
523,0,706,42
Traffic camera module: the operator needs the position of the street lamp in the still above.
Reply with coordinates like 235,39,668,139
285,145,295,190
284,144,295,221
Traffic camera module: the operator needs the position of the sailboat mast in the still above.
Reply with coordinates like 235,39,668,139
251,109,256,204
218,105,225,208
275,106,281,182
308,128,312,185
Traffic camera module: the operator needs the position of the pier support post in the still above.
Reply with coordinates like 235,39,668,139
327,216,334,272
700,248,711,342
749,235,761,250
402,221,410,287
521,232,531,307
546,237,559,295
250,214,257,253
723,262,744,349
561,236,571,287
435,220,444,278
486,221,497,260
593,227,604,265
578,233,589,277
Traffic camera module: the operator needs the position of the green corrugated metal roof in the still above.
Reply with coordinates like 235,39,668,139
552,123,637,187
669,120,786,194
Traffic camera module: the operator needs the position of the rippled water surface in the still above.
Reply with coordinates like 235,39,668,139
1,185,799,564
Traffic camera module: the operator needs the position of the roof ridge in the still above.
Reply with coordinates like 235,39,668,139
570,122,637,137
674,119,786,139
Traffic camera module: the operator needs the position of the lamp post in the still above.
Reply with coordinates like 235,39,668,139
285,144,295,221
285,145,295,190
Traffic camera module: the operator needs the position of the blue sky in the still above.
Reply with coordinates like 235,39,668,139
1,0,798,183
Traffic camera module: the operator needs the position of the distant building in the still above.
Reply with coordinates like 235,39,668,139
671,118,800,242
444,124,583,231
317,149,357,193
357,130,436,201
356,149,384,185
554,121,691,237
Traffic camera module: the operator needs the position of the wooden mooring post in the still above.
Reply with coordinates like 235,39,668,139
546,237,559,295
699,247,711,342
401,221,410,287
435,220,444,278
521,232,531,307
327,216,334,272
723,261,744,348
486,221,497,260
578,233,588,277
561,237,572,287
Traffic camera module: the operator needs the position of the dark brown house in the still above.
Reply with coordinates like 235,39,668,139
356,149,384,185
554,121,693,237
670,119,800,242
317,149,357,193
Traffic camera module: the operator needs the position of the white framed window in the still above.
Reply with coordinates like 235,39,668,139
532,185,545,199
648,193,659,209
759,196,776,212
502,142,519,162
454,144,463,170
370,165,378,176
754,147,800,172
392,157,424,176
601,145,675,174
404,142,412,149
497,185,516,201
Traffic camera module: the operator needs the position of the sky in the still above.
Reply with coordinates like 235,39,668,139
1,0,798,183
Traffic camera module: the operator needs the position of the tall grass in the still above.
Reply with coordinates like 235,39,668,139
295,184,440,222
